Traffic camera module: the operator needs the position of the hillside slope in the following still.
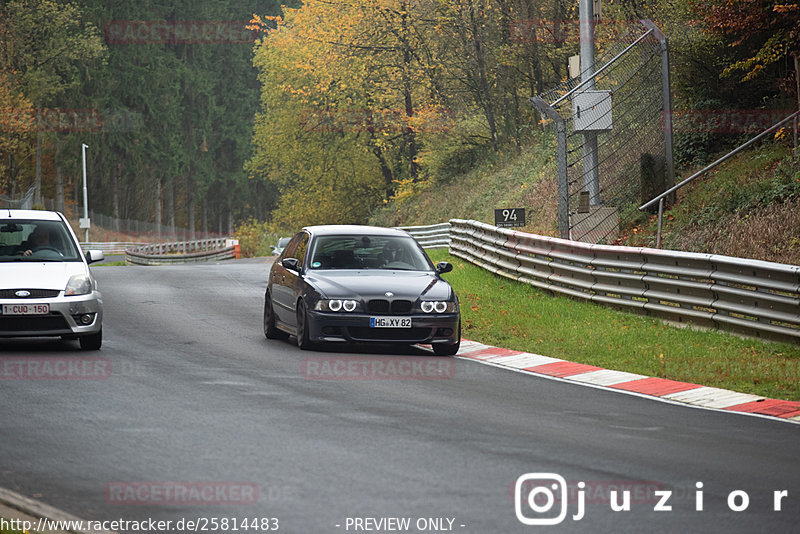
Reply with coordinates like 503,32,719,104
619,144,800,265
369,131,559,235
372,139,800,265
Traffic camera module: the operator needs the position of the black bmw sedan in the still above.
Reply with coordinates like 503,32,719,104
264,225,461,355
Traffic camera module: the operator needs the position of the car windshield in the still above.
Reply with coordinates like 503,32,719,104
0,219,82,262
308,235,432,271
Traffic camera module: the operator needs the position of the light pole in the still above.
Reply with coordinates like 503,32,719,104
81,143,90,243
580,0,600,205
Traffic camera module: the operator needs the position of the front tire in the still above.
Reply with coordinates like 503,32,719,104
295,300,317,351
264,291,286,340
79,328,102,351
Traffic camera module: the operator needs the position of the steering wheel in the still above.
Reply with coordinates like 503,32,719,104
30,246,64,256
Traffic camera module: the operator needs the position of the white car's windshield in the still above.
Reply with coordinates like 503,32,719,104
309,235,432,271
0,220,82,262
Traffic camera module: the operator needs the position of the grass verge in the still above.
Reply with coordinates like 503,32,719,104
0,517,26,534
429,249,800,401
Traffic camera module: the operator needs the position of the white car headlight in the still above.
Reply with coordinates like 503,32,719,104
65,275,92,296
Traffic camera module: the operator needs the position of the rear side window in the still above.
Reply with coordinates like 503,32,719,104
292,233,309,264
280,234,301,260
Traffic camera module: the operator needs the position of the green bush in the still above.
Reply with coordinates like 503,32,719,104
234,219,284,257
417,113,497,184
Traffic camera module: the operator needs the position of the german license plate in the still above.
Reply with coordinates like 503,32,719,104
370,317,411,328
2,303,50,315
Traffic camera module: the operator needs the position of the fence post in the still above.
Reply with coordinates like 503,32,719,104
530,96,570,239
646,20,676,200
656,197,664,249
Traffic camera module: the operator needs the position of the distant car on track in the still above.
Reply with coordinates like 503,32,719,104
271,237,291,256
264,225,460,355
0,210,105,350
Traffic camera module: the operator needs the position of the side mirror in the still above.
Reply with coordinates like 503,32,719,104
85,250,105,264
436,261,453,274
282,257,301,272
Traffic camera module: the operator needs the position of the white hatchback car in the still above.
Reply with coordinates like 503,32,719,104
0,210,105,350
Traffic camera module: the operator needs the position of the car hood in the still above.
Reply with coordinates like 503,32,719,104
305,270,454,301
0,262,88,291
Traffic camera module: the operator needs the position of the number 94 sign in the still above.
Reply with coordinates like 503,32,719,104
494,208,526,228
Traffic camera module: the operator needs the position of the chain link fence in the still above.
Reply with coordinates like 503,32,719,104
531,20,673,243
0,193,222,240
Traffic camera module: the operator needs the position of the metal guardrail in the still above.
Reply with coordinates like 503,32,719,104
125,238,240,266
396,222,451,249
80,242,147,255
448,219,800,344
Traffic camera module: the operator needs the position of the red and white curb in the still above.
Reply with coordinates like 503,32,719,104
454,339,800,425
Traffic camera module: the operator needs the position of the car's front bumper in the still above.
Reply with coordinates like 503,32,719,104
306,310,460,345
0,292,103,338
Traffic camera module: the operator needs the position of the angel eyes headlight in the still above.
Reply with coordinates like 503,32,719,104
419,301,456,313
315,299,359,312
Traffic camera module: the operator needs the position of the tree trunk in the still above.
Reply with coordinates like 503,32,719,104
187,183,196,239
202,198,208,236
56,164,64,214
399,1,419,181
167,179,175,237
55,137,64,213
112,163,120,232
9,154,16,198
35,122,42,206
155,176,162,237
795,55,799,113
469,3,499,151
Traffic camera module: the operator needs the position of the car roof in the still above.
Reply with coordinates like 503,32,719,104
302,224,411,238
1,209,63,221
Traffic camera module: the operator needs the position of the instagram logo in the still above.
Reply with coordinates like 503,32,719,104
514,473,569,525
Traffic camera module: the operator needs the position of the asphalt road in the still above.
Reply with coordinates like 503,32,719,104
0,259,798,533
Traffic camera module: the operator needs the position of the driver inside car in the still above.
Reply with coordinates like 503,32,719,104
22,226,54,256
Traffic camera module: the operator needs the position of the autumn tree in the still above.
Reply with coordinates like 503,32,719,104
0,0,105,205
697,0,800,105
